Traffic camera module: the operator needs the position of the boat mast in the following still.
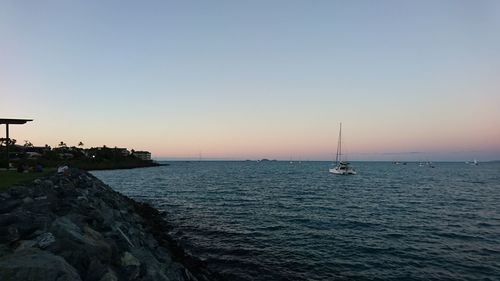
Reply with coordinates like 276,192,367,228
336,122,342,164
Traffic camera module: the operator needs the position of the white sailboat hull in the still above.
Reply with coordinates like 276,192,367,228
329,167,357,175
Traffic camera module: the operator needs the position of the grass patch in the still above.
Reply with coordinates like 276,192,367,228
0,169,55,191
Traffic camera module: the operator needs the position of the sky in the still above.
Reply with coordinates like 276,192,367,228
1,0,499,161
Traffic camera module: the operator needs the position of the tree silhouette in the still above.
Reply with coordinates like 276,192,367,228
2,138,17,146
24,140,34,147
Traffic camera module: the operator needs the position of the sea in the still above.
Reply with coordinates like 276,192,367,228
91,161,500,280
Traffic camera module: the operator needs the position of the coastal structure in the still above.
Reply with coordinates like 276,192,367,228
0,169,222,280
0,118,33,169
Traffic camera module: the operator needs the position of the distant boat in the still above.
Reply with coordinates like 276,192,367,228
419,161,434,168
467,159,478,166
329,123,356,175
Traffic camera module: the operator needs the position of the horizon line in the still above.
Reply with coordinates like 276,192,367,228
154,158,500,163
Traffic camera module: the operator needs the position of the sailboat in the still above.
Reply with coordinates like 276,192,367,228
329,123,356,175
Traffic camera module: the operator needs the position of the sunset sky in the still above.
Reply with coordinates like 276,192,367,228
1,1,499,161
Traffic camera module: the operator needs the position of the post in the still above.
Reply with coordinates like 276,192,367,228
5,124,9,170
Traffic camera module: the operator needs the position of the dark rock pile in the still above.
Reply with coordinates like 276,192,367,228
0,168,224,281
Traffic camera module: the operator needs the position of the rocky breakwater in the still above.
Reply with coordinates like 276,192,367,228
0,168,223,281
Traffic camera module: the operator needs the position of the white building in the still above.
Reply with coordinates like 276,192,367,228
132,151,151,161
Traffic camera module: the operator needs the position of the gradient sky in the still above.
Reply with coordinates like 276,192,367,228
1,1,499,161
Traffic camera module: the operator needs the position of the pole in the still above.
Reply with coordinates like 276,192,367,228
5,124,9,170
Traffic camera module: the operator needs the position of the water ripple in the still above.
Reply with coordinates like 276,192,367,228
92,161,500,280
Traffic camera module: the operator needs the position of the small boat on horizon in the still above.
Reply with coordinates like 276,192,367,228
329,123,356,175
466,159,479,166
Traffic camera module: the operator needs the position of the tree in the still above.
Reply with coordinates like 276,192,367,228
58,141,67,148
0,138,16,150
78,141,84,148
1,138,17,146
24,140,34,147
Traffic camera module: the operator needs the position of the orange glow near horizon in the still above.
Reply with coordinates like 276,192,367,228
3,107,499,161
1,1,499,161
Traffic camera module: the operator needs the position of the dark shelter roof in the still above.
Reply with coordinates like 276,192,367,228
0,118,33,125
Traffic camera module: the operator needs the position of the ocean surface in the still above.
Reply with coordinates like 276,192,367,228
91,161,500,280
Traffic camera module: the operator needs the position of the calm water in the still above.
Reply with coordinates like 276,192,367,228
92,161,500,280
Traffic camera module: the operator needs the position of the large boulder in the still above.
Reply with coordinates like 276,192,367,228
49,216,113,278
0,248,81,281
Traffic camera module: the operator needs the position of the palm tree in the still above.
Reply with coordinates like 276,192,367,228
78,141,84,148
59,141,67,148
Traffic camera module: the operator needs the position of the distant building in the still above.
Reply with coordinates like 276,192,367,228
132,151,151,161
115,148,130,157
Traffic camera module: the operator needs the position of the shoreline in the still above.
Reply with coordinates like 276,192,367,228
0,168,223,281
85,162,169,171
56,161,167,171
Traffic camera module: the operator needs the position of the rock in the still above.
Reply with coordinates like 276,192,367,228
34,195,47,201
132,247,171,281
185,268,199,281
145,233,159,249
0,200,22,214
120,251,142,279
0,249,82,281
49,216,113,276
50,216,84,242
42,179,54,188
13,214,40,238
0,244,10,257
85,259,109,281
9,186,29,198
2,226,19,242
165,262,187,281
15,240,37,252
0,168,223,281
35,232,56,248
57,165,69,173
22,197,34,204
0,192,11,199
0,214,17,226
115,225,135,248
99,269,119,281
121,251,140,267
